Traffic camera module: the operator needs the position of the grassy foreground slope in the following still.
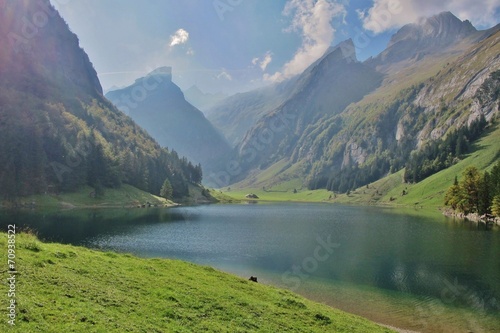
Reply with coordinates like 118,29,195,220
0,233,394,333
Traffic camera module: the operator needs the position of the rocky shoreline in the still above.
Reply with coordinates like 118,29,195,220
442,208,500,226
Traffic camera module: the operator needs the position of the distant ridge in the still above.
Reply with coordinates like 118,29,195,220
106,68,232,179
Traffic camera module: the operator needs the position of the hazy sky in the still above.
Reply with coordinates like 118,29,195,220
51,0,500,94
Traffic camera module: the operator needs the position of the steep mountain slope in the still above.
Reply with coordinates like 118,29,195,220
0,0,198,199
304,28,499,191
106,68,232,176
218,12,499,193
216,39,382,186
205,79,297,146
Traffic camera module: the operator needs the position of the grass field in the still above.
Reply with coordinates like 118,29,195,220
0,232,395,333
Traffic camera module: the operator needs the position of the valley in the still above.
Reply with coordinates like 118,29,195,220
0,1,499,332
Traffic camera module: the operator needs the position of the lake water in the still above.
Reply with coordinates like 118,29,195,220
1,203,499,332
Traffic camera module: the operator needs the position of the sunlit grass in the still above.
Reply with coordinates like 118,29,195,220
0,232,395,333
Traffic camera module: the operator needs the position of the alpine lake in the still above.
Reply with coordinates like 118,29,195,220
1,202,499,332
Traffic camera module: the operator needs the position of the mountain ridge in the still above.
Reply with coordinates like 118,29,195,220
0,0,200,199
210,11,499,193
106,68,232,179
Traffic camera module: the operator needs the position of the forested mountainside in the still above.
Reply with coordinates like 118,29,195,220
106,68,231,177
211,12,499,192
0,0,200,200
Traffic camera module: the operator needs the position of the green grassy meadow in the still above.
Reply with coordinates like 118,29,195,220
0,232,394,333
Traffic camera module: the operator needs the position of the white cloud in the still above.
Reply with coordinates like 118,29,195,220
260,52,273,71
169,28,189,47
217,70,232,81
359,0,500,34
265,0,346,82
252,51,273,71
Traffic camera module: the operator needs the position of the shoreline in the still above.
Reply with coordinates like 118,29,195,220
1,203,497,332
441,208,500,226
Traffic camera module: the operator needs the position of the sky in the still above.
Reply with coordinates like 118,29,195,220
51,0,500,94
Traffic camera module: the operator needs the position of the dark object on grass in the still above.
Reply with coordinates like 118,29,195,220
249,276,258,283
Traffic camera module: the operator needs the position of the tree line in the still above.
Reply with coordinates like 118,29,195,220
445,161,500,217
0,85,203,201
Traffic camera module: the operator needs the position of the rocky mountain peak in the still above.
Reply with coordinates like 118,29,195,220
147,66,173,79
389,11,477,47
369,11,479,68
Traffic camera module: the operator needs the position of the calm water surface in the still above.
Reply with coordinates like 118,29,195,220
1,203,499,332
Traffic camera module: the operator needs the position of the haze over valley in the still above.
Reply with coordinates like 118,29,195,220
1,1,499,332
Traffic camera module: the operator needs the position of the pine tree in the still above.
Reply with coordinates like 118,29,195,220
444,180,463,211
492,195,500,217
160,178,173,200
460,167,482,214
478,171,492,214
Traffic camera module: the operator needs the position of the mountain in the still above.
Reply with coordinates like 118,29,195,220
183,85,227,113
0,0,200,199
105,68,232,177
205,40,361,147
367,11,480,71
210,39,382,186
205,80,296,146
210,12,499,192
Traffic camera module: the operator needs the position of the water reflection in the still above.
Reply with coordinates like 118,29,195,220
0,203,498,332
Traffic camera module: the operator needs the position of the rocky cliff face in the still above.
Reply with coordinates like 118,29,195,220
368,12,479,70
411,31,500,146
0,0,102,96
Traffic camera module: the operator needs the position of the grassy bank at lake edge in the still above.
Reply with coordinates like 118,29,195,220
0,183,228,211
0,232,395,333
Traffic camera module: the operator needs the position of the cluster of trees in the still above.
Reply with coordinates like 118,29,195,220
0,85,203,201
317,156,391,193
404,115,487,183
0,3,205,203
445,161,500,216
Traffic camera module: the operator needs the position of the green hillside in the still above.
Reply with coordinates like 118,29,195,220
0,1,201,201
332,122,500,208
0,233,394,333
221,122,500,211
